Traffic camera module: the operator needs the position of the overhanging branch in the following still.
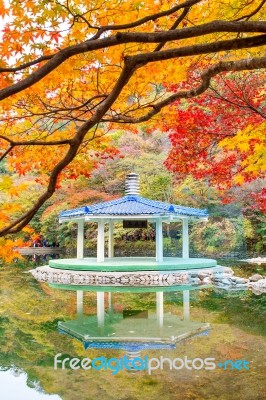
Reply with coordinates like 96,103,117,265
103,56,266,124
0,21,265,100
0,61,136,235
0,135,72,146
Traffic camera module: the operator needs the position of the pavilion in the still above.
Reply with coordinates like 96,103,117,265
48,173,216,272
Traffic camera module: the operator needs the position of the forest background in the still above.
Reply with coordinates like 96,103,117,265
0,0,265,262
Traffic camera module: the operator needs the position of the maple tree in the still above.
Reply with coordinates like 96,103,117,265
0,0,266,244
164,70,266,209
39,181,116,244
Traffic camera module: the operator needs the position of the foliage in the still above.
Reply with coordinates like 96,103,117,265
164,71,266,210
0,176,43,261
0,0,265,239
36,181,116,245
190,218,238,256
172,176,220,209
89,130,175,201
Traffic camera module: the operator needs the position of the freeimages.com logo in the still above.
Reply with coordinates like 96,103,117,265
54,354,250,375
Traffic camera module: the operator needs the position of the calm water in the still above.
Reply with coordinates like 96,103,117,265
0,263,265,400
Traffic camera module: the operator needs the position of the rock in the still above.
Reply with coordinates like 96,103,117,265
214,283,228,288
213,270,224,275
251,278,266,294
198,273,209,280
213,275,224,281
234,283,248,288
202,277,211,284
221,278,231,285
234,277,249,284
223,267,234,274
249,274,263,282
189,278,201,285
244,257,266,265
120,277,130,283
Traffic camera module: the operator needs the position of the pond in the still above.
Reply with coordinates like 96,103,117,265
0,262,265,400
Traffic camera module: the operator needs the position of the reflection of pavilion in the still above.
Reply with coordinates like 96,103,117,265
58,287,210,351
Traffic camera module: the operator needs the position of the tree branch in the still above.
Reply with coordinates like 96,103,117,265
117,21,266,43
0,135,72,146
0,0,200,73
154,7,190,52
0,145,14,162
0,21,265,100
127,34,266,66
103,56,266,124
235,0,266,21
0,55,54,73
0,59,137,235
88,0,201,39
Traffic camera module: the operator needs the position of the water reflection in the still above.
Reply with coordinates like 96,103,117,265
19,253,61,266
0,370,61,400
54,286,210,355
0,265,265,400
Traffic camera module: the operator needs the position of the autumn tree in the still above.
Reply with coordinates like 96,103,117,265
164,70,266,208
0,0,266,240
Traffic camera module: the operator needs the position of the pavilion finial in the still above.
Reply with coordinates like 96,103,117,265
125,172,139,195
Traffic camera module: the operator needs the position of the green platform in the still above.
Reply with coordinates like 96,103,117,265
49,257,217,272
58,313,209,343
49,283,212,292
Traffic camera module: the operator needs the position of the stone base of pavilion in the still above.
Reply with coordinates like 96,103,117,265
30,259,237,288
49,257,217,271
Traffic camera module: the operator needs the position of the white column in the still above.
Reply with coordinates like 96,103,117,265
77,290,83,319
97,291,105,328
77,220,84,259
97,219,105,262
183,290,190,321
156,218,163,262
156,291,164,328
182,218,189,259
108,220,114,258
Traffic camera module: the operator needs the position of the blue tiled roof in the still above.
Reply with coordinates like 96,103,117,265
60,195,208,219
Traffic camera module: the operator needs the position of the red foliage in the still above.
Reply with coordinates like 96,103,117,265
164,73,265,189
250,189,266,214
